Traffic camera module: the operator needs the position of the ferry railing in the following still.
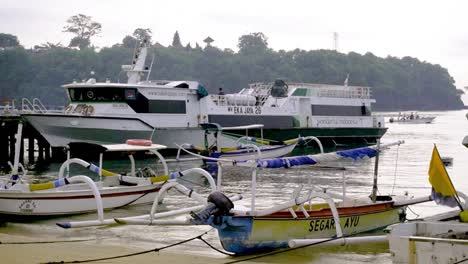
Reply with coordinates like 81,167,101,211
248,82,372,99
21,98,50,113
32,98,48,113
21,98,35,113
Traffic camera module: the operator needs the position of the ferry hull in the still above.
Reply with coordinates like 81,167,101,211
23,114,386,151
215,202,402,254
231,127,388,152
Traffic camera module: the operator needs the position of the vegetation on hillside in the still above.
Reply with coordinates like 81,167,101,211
0,15,464,110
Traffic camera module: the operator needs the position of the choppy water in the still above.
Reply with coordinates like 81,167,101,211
1,110,467,263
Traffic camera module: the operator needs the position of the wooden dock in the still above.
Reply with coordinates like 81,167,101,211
0,108,65,172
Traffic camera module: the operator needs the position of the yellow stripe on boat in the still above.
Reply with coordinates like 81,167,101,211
101,168,118,177
29,182,56,191
283,138,299,145
29,178,69,191
255,138,270,145
221,147,239,152
150,175,170,183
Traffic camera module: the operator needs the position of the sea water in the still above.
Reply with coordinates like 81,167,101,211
1,110,467,263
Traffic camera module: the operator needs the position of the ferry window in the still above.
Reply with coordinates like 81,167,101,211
148,100,186,114
68,88,127,102
125,89,137,100
311,105,367,116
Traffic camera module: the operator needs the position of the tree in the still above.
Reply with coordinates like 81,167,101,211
238,32,268,54
63,14,102,49
122,35,137,48
172,31,182,47
0,33,20,48
132,28,152,44
33,42,64,52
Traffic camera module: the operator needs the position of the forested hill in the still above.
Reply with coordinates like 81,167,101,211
0,32,464,111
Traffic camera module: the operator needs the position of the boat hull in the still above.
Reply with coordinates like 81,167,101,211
389,117,435,124
23,114,387,151
0,184,159,216
388,222,468,264
215,202,402,254
212,144,297,161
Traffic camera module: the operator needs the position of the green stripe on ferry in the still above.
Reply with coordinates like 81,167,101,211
292,88,308,96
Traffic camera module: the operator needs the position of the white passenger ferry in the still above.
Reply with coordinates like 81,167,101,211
22,40,386,151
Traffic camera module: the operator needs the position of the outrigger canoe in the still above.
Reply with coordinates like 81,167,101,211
172,123,324,162
0,124,187,219
108,140,432,254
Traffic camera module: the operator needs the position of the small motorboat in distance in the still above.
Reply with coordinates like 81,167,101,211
389,112,435,124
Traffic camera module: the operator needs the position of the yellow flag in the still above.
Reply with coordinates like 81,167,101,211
428,145,457,196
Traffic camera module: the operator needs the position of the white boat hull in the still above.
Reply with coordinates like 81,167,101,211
0,184,159,216
388,221,468,264
390,117,435,124
214,144,297,160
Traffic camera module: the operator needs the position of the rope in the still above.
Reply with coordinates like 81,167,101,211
406,205,421,219
42,230,212,264
177,176,209,189
454,257,468,264
116,191,152,209
197,236,235,256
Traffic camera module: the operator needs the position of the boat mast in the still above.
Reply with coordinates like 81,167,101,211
370,139,380,202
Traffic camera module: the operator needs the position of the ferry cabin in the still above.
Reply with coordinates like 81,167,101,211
63,79,382,131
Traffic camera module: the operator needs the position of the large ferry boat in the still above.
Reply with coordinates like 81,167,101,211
22,40,386,151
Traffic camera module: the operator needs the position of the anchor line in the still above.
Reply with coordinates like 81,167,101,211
42,229,214,264
454,258,468,264
115,190,153,208
176,176,210,188
405,205,421,220
197,237,235,256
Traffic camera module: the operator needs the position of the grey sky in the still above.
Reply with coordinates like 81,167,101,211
1,0,467,90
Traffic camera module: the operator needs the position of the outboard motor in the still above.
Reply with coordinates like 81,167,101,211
270,79,288,97
191,192,234,224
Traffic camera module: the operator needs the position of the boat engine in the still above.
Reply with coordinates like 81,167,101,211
191,191,234,224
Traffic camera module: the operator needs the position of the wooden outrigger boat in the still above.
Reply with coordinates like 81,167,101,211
0,123,205,221
109,140,432,254
171,123,323,163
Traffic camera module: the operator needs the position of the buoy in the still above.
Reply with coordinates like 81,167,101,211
126,139,152,146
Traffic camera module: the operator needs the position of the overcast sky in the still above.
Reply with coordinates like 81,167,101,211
1,0,467,90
